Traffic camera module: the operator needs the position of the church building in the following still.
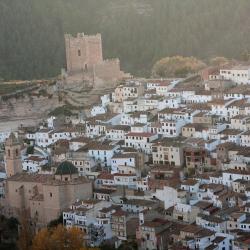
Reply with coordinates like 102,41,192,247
3,133,93,228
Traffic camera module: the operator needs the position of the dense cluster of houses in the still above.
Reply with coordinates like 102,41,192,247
1,63,250,249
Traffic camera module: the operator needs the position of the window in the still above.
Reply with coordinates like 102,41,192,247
50,192,52,197
78,49,81,56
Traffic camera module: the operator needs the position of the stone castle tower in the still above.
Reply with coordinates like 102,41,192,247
64,32,130,86
65,33,103,73
5,133,22,178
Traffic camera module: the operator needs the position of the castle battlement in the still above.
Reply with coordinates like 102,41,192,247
77,33,101,38
64,32,128,84
65,33,102,40
100,58,120,65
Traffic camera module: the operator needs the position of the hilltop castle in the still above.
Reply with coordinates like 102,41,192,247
64,33,129,86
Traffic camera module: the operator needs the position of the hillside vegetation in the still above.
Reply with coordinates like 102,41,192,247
0,0,250,80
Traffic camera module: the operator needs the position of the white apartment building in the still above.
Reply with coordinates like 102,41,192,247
22,155,48,172
231,115,250,131
113,173,137,188
105,125,130,141
152,138,184,167
85,122,106,138
120,112,150,125
220,66,250,85
185,92,213,104
88,144,120,167
111,153,138,174
91,105,107,117
26,128,80,148
125,132,158,154
240,131,250,147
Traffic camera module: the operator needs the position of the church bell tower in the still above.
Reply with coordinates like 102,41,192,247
5,133,22,177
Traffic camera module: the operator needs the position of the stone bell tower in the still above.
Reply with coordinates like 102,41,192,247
5,133,22,178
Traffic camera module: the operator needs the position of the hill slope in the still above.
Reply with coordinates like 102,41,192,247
0,0,250,80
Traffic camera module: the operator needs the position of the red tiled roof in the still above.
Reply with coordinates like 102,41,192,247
97,172,114,180
112,209,127,216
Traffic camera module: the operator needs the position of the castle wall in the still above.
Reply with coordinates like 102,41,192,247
30,199,45,226
64,32,130,88
5,176,92,225
43,184,67,223
94,59,124,80
6,180,43,216
86,35,103,66
43,181,92,224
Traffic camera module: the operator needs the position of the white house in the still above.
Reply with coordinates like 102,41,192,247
113,173,137,188
120,112,151,126
158,96,181,109
69,137,91,151
220,65,250,85
136,177,149,191
155,186,179,209
196,214,227,233
91,105,107,117
158,107,199,123
240,130,250,147
63,200,113,246
105,125,130,141
30,128,80,148
88,143,120,167
231,115,250,131
22,155,48,172
159,119,187,138
125,132,158,154
95,172,115,188
210,99,235,121
181,179,199,193
111,152,138,174
155,82,172,96
101,93,111,107
185,91,213,104
222,169,250,186
85,122,106,138
218,129,242,145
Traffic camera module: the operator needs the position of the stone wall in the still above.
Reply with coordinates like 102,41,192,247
64,32,131,89
65,33,103,73
94,59,123,81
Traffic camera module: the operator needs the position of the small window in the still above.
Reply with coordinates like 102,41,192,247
78,49,81,56
50,192,52,197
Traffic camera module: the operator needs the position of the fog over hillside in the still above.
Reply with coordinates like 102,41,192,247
0,0,250,79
